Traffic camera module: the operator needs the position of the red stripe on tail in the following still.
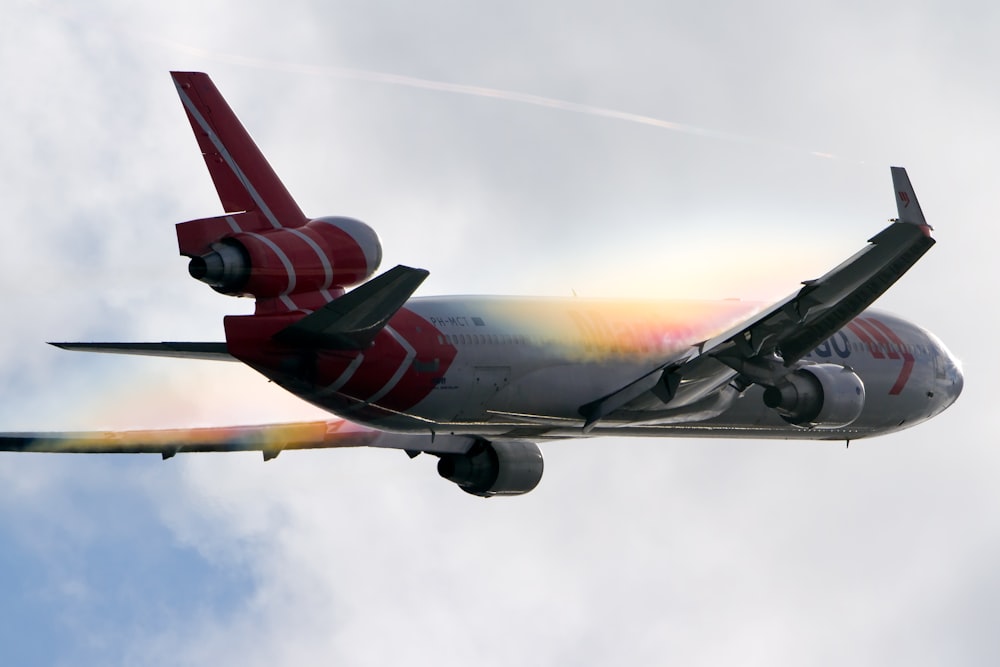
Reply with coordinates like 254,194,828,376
171,72,306,229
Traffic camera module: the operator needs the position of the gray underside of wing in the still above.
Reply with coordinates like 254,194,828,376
50,342,235,361
0,421,476,457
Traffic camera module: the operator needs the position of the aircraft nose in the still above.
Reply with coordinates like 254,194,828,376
946,355,964,404
936,342,964,410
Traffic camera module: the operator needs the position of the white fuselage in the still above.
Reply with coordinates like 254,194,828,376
260,297,962,442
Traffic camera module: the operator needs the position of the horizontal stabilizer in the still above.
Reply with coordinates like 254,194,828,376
51,342,235,361
274,265,428,349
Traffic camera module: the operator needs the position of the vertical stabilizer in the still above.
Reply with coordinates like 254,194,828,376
171,72,386,315
171,71,306,229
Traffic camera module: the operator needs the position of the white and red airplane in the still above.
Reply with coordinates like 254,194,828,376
0,72,963,496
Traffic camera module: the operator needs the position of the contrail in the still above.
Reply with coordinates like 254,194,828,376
167,44,734,139
27,0,850,161
139,35,852,160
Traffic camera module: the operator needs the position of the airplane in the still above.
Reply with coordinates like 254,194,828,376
0,72,963,497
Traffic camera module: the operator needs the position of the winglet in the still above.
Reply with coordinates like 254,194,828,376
273,265,429,349
890,167,929,229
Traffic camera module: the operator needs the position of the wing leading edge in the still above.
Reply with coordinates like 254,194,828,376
581,167,934,429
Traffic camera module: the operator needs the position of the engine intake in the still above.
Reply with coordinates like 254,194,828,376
437,439,544,497
188,216,382,297
763,363,865,429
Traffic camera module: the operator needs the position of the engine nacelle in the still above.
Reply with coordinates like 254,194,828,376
437,439,544,497
762,363,865,429
188,216,382,297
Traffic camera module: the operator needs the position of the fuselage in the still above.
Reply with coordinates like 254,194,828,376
224,297,963,442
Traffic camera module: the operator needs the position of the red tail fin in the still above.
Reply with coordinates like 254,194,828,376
171,71,306,229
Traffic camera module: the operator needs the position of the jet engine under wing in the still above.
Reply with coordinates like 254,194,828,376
0,420,476,461
580,167,935,429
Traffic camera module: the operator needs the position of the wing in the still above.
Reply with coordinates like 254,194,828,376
580,167,934,429
0,420,475,461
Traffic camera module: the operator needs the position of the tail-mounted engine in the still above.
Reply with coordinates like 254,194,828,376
763,363,865,429
437,439,544,497
179,214,382,298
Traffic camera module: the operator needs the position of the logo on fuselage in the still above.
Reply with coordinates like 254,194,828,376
807,317,914,395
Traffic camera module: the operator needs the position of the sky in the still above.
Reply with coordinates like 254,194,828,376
0,0,996,664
